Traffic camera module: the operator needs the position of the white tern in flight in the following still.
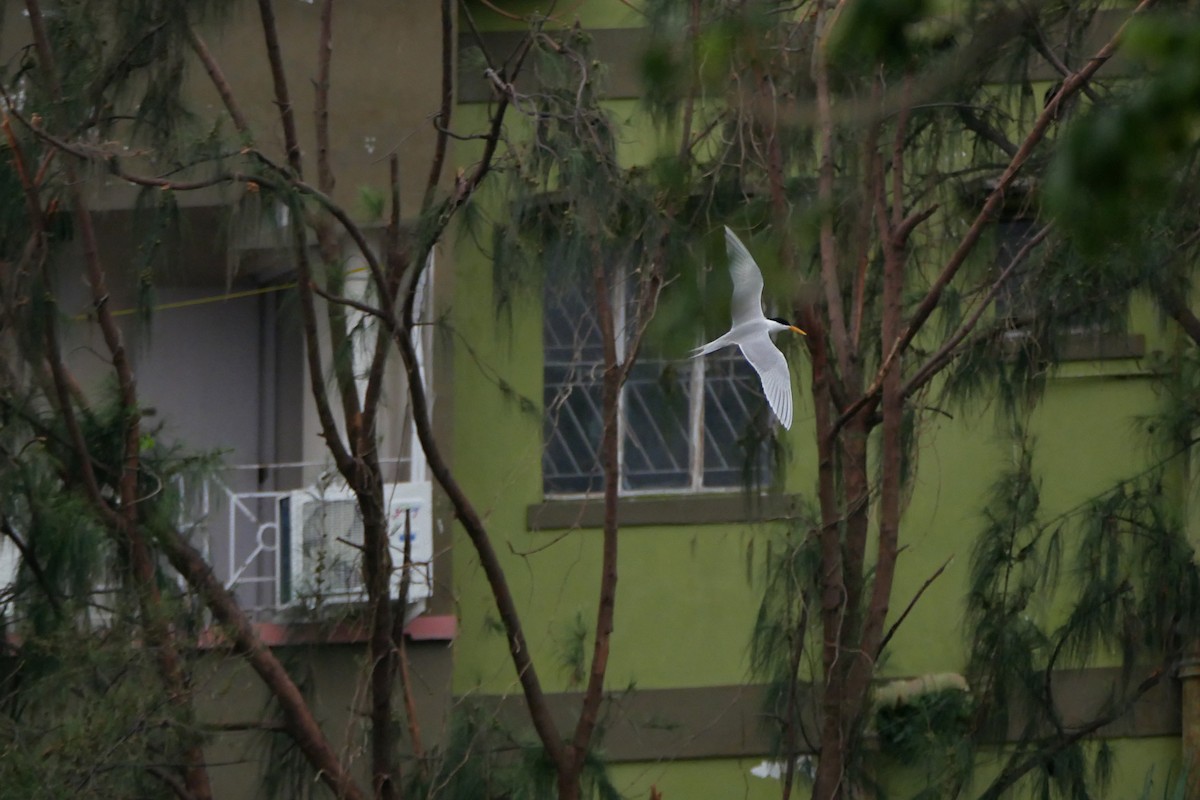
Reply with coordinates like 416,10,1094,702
692,227,806,429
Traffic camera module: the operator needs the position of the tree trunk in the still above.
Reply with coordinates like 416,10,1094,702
159,527,367,800
807,321,850,800
557,769,582,800
362,485,400,800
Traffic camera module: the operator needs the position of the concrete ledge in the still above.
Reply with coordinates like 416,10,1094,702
463,668,1179,762
464,684,780,761
1059,331,1145,362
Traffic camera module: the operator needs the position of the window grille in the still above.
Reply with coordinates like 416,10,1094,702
542,258,774,495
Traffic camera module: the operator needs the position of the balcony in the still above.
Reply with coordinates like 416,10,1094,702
180,461,435,624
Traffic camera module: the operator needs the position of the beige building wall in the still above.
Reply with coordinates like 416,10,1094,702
0,3,459,794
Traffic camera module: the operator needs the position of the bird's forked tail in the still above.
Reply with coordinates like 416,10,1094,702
692,334,733,358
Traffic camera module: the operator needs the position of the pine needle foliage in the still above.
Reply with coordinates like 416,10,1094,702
21,0,238,157
1,377,216,795
0,625,190,800
963,413,1200,799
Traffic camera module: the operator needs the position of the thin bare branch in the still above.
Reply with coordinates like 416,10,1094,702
186,24,251,137
288,217,356,475
1158,287,1200,349
957,106,1017,158
569,243,622,776
421,0,455,213
0,514,63,617
876,555,953,656
255,0,303,175
315,0,335,197
902,223,1052,399
1029,24,1101,103
389,304,567,772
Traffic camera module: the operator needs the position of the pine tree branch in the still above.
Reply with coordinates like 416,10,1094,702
389,298,568,772
1158,287,1200,349
391,509,428,777
367,154,404,447
315,0,335,198
1028,23,1101,104
285,212,357,476
421,0,454,214
676,0,701,161
569,243,622,778
395,32,532,383
145,765,194,800
849,81,884,352
876,555,953,657
956,106,1018,158
813,6,854,387
255,0,303,176
804,307,852,800
156,527,366,800
864,225,905,665
832,0,1156,434
902,223,1053,399
359,306,394,454
976,663,1172,800
203,720,288,732
430,31,533,233
303,0,369,506
185,24,251,137
0,112,49,223
0,514,63,618
246,148,396,306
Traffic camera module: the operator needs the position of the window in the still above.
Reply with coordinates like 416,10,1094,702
542,255,775,496
994,218,1038,322
990,218,1143,360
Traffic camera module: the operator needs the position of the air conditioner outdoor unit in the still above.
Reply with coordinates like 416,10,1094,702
0,537,17,619
281,482,433,606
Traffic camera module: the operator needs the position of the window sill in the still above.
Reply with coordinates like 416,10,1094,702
1000,331,1147,377
1057,331,1144,361
527,493,805,531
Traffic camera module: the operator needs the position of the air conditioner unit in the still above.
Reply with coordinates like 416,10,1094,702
280,482,433,606
0,537,17,619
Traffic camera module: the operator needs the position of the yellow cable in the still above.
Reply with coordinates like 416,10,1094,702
71,263,372,320
74,282,297,320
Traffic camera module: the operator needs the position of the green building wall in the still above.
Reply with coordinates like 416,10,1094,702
446,2,1191,797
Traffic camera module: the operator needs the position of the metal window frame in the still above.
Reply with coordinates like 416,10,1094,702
543,263,765,498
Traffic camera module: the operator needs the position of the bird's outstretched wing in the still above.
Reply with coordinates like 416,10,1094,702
739,332,793,430
724,227,766,326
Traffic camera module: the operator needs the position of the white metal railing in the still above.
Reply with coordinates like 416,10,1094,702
179,459,415,620
0,460,421,625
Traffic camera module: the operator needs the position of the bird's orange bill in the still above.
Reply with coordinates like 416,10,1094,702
789,326,807,336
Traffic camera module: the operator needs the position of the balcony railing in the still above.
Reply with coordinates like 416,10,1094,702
180,460,419,621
